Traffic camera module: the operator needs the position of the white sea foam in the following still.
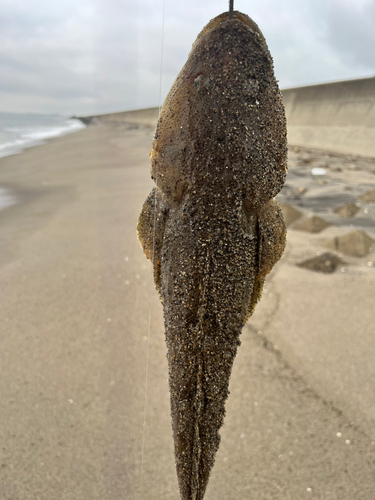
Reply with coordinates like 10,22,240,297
0,113,86,159
0,114,86,211
0,187,17,212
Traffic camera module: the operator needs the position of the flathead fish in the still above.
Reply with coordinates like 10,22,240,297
137,10,287,500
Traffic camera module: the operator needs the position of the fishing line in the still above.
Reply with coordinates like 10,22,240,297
229,0,234,20
140,0,166,488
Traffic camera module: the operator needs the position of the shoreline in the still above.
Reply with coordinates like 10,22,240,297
0,115,86,160
0,119,88,214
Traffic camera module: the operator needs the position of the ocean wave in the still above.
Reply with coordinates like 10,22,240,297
0,117,86,159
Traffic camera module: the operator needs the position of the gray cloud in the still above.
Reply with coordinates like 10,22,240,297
325,0,375,70
0,0,374,115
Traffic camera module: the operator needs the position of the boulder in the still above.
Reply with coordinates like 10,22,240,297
280,203,303,227
333,202,360,218
293,215,331,233
297,252,345,274
359,190,375,204
324,230,374,257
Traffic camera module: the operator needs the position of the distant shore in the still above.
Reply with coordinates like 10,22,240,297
76,106,159,129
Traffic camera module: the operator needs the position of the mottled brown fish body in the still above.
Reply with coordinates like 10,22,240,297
137,11,287,500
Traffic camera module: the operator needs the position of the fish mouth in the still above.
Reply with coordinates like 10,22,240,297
193,11,266,48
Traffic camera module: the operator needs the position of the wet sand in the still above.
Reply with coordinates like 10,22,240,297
0,120,375,499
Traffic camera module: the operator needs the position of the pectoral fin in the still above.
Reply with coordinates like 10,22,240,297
246,199,286,320
137,188,169,296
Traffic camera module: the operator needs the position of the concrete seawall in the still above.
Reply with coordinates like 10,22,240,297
283,77,375,158
78,107,160,128
82,76,375,158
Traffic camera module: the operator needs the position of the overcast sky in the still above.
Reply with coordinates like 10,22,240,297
1,0,374,116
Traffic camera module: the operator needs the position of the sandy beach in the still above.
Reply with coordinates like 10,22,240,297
1,117,375,499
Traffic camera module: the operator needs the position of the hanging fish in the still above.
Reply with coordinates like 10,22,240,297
137,10,287,500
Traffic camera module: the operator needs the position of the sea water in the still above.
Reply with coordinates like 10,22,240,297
0,112,85,159
0,112,86,211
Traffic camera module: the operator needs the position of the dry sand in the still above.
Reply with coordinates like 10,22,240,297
0,118,375,500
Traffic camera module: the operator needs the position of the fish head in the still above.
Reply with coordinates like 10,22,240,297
150,11,287,214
